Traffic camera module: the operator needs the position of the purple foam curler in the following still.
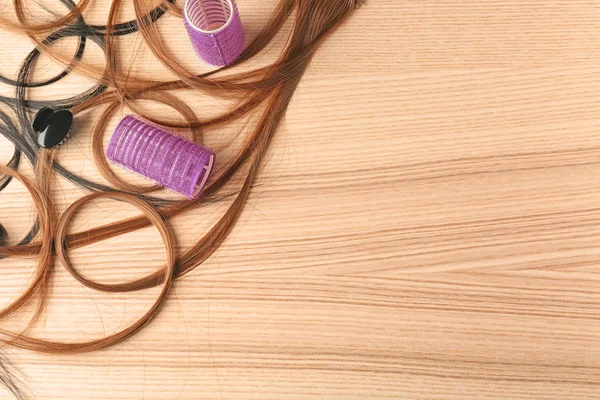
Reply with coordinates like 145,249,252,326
107,115,215,199
183,0,245,66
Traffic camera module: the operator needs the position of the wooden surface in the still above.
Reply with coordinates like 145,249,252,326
1,0,600,398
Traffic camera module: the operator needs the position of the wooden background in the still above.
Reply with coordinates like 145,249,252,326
1,0,600,398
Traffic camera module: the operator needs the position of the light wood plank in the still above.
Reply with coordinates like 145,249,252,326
0,0,599,398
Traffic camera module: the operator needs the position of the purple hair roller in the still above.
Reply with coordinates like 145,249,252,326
107,115,215,199
183,0,245,66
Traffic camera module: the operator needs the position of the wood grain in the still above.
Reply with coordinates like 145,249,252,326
1,0,600,398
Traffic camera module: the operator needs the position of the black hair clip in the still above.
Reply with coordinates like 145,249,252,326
32,107,73,148
0,223,5,243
